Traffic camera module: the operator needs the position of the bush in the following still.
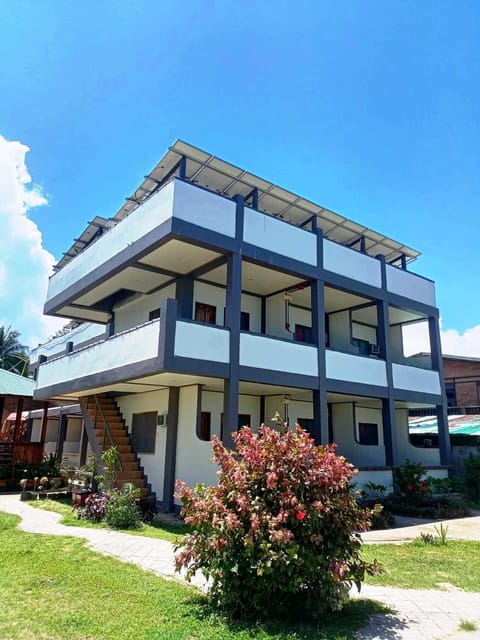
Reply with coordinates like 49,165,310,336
78,492,111,522
105,487,142,529
393,459,429,505
175,426,381,621
464,454,480,502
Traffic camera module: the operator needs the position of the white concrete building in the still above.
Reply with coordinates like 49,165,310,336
31,141,450,508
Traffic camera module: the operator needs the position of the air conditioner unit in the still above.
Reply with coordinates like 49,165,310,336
157,413,168,427
369,344,380,356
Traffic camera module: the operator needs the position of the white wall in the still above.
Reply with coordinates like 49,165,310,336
116,389,169,501
201,391,261,438
328,310,352,352
241,293,262,333
392,364,441,395
47,180,176,301
386,265,436,307
175,386,218,503
356,470,393,491
240,333,318,376
323,239,382,288
173,179,236,238
331,404,385,466
352,322,377,345
243,207,317,266
395,408,441,466
114,283,176,333
264,395,313,429
266,294,312,340
36,320,161,390
326,351,387,386
174,321,230,362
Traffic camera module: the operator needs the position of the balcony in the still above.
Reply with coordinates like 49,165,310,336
240,333,318,376
392,363,441,396
386,264,435,307
326,350,388,387
35,320,162,396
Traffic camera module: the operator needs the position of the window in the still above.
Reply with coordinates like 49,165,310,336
297,418,314,432
220,414,251,440
445,382,457,407
131,412,157,454
295,324,313,343
149,308,160,321
357,422,378,446
197,412,211,441
240,311,250,331
195,302,216,324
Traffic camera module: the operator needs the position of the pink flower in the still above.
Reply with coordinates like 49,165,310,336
296,510,307,521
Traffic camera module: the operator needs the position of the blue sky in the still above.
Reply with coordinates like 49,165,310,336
0,1,479,351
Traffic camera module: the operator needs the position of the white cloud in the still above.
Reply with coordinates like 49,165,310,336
403,320,480,358
0,134,64,350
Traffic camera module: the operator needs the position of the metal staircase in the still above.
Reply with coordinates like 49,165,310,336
80,394,154,498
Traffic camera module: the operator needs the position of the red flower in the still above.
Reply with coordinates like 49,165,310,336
407,485,413,491
422,486,428,492
296,510,307,521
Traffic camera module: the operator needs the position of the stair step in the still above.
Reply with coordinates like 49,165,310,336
118,470,143,480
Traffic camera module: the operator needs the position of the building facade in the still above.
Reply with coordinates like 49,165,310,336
32,141,451,508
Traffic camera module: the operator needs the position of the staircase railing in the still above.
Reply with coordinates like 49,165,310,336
81,395,124,471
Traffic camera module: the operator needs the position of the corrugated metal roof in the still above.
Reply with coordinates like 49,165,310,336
409,414,480,436
0,369,35,397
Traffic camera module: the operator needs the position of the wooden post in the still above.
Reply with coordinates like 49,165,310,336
13,397,24,443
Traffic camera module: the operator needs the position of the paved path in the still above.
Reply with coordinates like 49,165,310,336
1,494,480,640
362,513,480,544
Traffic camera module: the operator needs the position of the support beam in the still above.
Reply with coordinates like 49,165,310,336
382,397,398,466
56,411,68,460
13,397,24,443
79,424,88,467
429,315,452,466
223,251,242,449
311,228,329,444
163,387,180,512
176,276,194,319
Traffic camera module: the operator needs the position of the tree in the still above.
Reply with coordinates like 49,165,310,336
0,326,30,377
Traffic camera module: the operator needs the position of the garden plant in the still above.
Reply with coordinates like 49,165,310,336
175,425,381,621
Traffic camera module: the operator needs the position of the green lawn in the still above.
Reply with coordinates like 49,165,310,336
31,498,191,542
0,511,385,640
362,540,480,591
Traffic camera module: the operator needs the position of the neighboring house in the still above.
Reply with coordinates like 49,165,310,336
0,369,44,468
32,140,451,509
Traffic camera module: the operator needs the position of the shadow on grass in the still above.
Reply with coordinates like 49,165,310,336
184,593,394,640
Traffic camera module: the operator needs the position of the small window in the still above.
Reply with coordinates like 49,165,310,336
195,302,216,324
445,382,456,407
198,412,211,441
131,412,157,454
220,414,251,440
297,418,314,432
358,423,378,446
295,324,313,343
240,311,250,331
149,308,161,321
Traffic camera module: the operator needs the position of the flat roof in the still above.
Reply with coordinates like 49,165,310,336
55,140,420,272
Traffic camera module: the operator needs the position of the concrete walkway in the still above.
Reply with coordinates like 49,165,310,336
1,494,480,640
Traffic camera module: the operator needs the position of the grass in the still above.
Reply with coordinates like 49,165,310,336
458,620,478,632
0,510,386,640
362,540,480,591
31,498,191,542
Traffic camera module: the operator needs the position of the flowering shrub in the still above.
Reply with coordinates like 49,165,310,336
78,491,111,522
175,426,381,620
393,460,429,505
